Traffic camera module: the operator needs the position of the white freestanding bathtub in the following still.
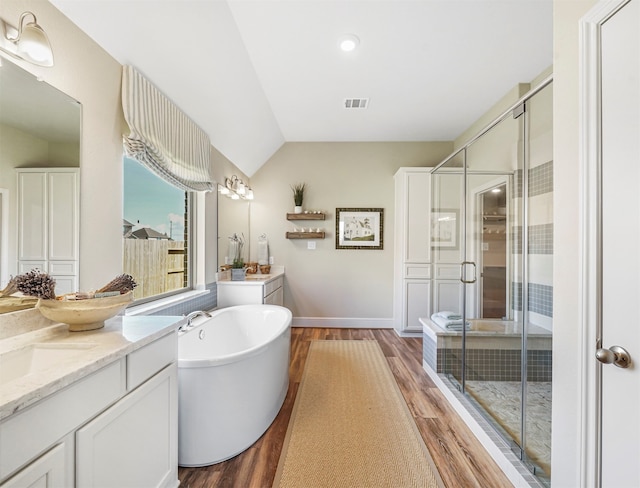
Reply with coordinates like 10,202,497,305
177,304,292,466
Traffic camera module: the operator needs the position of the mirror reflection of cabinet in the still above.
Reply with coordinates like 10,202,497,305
0,58,81,307
17,168,79,295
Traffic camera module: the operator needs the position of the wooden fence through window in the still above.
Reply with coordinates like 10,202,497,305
123,240,185,299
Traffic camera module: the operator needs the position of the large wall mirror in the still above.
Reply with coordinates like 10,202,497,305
217,191,250,269
0,59,81,312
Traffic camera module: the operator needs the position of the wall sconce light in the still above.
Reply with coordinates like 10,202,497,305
0,12,54,67
219,175,254,200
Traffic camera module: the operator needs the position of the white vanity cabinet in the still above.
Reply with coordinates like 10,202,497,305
0,439,69,488
76,363,177,487
217,274,284,307
17,168,79,294
393,168,432,334
0,330,178,488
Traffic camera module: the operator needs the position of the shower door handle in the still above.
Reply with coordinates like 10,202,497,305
460,261,477,284
596,345,631,368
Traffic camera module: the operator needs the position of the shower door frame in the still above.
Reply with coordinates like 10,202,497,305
430,75,553,480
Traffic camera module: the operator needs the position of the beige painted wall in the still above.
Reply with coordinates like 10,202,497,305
454,65,552,152
552,0,597,486
249,141,452,323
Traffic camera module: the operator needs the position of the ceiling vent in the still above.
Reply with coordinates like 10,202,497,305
344,98,369,109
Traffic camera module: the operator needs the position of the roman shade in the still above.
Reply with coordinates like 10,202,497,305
122,65,213,192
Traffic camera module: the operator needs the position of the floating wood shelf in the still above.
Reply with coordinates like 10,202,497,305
286,232,326,239
286,213,325,221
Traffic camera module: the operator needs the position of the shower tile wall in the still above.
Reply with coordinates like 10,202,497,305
422,332,552,382
511,282,553,317
513,161,554,199
528,161,553,197
512,160,554,323
440,349,552,382
423,336,438,371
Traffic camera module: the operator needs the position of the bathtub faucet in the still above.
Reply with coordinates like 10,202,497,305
180,310,212,332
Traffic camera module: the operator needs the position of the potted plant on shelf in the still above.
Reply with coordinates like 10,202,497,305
291,183,305,214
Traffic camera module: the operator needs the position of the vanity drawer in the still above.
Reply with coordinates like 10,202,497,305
0,359,125,481
264,277,283,298
127,332,176,391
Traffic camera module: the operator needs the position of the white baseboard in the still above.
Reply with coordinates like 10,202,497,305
292,317,393,329
394,329,422,338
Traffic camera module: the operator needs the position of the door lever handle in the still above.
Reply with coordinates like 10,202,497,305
596,345,631,368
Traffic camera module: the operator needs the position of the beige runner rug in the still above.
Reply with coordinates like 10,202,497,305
274,340,444,488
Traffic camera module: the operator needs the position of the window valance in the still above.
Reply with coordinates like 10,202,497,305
122,65,213,192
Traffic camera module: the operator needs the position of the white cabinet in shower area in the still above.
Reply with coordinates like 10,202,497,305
393,168,432,334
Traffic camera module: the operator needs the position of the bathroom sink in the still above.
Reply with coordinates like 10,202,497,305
0,342,98,386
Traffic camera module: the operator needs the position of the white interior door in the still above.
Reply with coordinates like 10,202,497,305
599,1,640,486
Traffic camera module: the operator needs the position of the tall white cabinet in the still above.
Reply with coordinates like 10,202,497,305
393,168,432,335
17,168,79,294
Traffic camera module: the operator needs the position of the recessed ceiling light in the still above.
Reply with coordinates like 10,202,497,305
491,188,502,193
339,34,359,52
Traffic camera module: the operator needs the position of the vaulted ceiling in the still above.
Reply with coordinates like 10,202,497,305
49,0,552,176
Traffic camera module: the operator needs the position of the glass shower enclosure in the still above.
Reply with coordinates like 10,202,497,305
430,78,553,484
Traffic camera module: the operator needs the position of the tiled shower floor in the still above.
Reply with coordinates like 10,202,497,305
465,381,552,477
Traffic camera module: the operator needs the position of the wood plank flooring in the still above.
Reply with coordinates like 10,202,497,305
178,328,513,488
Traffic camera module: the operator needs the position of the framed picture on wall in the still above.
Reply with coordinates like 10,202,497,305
335,208,384,250
431,209,459,249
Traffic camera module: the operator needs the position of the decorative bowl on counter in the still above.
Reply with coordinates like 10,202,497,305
36,292,133,332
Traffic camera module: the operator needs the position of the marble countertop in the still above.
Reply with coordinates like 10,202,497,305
217,267,284,286
0,315,182,421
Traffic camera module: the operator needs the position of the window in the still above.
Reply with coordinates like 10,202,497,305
123,156,190,301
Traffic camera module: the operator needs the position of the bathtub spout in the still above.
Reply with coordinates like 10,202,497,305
180,310,212,331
